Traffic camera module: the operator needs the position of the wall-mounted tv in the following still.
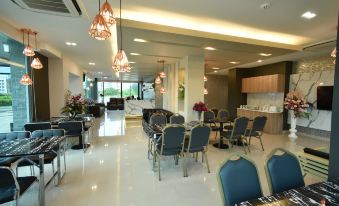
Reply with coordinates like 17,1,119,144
317,86,333,110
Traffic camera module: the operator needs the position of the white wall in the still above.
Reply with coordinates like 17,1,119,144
69,73,82,95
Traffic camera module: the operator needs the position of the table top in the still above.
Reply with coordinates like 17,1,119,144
50,116,94,125
237,180,339,206
150,121,201,134
0,136,66,158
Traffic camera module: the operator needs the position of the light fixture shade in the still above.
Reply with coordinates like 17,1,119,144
204,76,207,82
100,1,116,27
159,71,166,78
204,88,208,95
23,45,35,56
112,50,131,72
31,57,43,69
331,47,336,64
160,87,166,94
89,14,111,40
90,82,94,87
155,76,161,84
20,73,33,85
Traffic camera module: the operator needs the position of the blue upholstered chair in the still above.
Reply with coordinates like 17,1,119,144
150,113,167,126
24,122,51,133
0,132,31,167
217,154,262,206
0,166,38,206
245,116,267,151
58,121,88,152
155,125,186,181
169,114,185,125
184,124,211,177
203,110,220,139
265,148,305,194
220,117,249,154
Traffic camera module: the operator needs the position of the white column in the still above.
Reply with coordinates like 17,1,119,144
162,63,179,113
183,55,204,121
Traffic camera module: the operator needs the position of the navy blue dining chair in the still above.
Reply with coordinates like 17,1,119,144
0,166,38,206
265,148,305,194
184,124,211,177
203,110,220,139
169,114,185,124
155,125,186,181
150,113,167,126
245,116,267,151
217,154,262,206
24,122,51,133
58,121,88,152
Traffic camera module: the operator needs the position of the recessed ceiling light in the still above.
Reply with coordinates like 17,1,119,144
257,60,263,63
98,72,103,74
65,42,77,46
229,61,240,64
212,67,220,70
259,53,272,57
301,11,317,19
129,61,136,64
204,47,216,51
130,53,140,56
133,38,147,43
213,70,218,73
88,62,95,65
3,43,9,53
103,76,108,79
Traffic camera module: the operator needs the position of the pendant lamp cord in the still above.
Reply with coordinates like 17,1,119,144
120,0,122,50
34,32,37,51
98,0,100,12
27,32,30,46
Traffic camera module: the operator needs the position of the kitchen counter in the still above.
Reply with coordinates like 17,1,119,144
237,108,283,134
237,108,283,114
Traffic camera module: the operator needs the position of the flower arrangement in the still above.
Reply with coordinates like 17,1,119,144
61,90,89,118
284,91,309,118
193,101,208,112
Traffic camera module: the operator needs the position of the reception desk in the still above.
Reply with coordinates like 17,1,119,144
237,108,283,134
125,100,155,117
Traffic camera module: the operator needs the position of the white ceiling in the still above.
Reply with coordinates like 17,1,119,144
0,0,337,81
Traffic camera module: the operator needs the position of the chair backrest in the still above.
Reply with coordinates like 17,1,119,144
187,124,211,152
0,167,18,194
58,121,83,136
203,110,215,122
211,108,219,117
218,155,262,206
32,129,65,138
249,116,267,135
0,131,31,141
170,114,185,124
231,117,249,138
159,125,186,154
24,122,51,133
150,113,167,126
265,148,305,194
218,110,229,122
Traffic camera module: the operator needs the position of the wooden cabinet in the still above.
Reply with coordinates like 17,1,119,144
241,74,285,93
237,108,283,134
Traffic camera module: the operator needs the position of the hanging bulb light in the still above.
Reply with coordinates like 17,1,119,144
204,88,208,95
155,76,161,84
158,60,166,78
204,75,207,82
22,30,35,56
20,73,33,85
89,0,111,40
31,32,43,69
160,87,166,94
331,47,336,64
112,0,131,72
159,71,166,78
100,0,116,27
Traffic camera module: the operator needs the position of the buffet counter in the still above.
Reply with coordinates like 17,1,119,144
125,100,155,117
237,108,283,134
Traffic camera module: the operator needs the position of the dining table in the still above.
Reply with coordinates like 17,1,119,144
237,179,339,206
0,136,66,206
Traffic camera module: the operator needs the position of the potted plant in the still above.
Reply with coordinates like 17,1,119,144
283,91,310,141
193,101,208,121
61,90,89,119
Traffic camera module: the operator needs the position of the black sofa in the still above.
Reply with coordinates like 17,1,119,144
142,108,173,136
88,103,105,117
107,98,124,110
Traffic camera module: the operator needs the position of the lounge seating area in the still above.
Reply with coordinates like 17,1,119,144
0,1,338,206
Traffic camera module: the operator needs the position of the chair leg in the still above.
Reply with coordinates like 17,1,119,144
241,137,247,155
147,138,151,159
183,153,188,177
258,136,264,151
201,152,204,163
63,148,67,172
16,167,19,177
157,154,161,181
249,136,252,145
195,153,198,162
52,161,56,185
175,155,179,165
203,151,210,173
16,197,19,206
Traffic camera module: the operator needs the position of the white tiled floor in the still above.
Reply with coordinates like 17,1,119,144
10,110,329,206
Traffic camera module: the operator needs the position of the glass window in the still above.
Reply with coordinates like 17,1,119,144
122,83,138,99
97,81,104,103
0,33,30,132
142,83,155,100
103,82,121,102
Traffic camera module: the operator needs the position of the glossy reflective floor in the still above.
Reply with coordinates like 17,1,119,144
7,110,329,206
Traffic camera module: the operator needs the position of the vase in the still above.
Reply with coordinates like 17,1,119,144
288,110,298,141
198,111,202,122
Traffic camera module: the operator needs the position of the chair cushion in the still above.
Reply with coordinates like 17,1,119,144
18,153,57,167
0,186,16,204
17,176,37,195
0,157,18,167
156,145,181,156
0,176,37,204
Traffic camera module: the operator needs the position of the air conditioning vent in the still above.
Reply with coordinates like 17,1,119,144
11,0,81,17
